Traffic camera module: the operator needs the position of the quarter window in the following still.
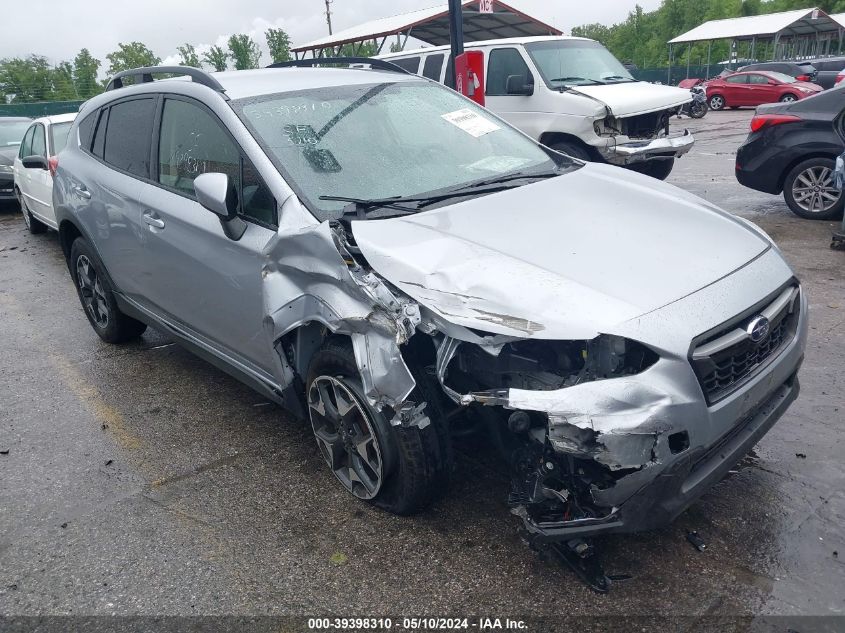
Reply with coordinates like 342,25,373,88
392,57,421,73
103,98,155,177
157,98,275,226
422,54,445,81
487,48,533,96
92,108,108,158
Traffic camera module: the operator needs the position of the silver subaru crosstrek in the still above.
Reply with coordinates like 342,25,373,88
53,63,807,579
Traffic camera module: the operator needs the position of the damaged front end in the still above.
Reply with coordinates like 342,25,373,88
262,213,695,542
431,330,685,542
593,108,694,166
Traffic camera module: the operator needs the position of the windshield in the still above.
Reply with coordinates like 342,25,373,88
525,40,634,87
768,72,797,84
233,81,558,220
0,121,31,147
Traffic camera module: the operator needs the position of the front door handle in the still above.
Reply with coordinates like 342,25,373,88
142,211,165,229
73,185,91,199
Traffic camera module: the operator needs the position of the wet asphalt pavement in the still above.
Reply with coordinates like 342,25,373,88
0,110,843,620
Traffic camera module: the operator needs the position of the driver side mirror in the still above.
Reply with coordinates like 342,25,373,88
22,155,48,170
506,75,534,96
194,172,247,241
768,79,778,85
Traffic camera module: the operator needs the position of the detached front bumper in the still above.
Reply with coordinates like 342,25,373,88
521,368,801,543
598,130,695,166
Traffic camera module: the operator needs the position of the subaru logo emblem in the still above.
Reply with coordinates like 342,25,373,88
747,315,771,343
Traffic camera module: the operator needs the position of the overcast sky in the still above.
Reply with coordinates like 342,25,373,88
0,0,662,68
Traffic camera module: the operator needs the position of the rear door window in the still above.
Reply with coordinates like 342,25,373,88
487,48,533,96
31,124,47,159
103,98,156,178
50,121,73,155
392,57,421,73
422,54,445,81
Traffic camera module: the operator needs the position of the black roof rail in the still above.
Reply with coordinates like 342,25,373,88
266,57,411,74
105,65,226,93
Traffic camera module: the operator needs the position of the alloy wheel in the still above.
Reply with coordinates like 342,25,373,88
781,94,797,103
76,255,110,329
307,375,384,500
792,165,840,214
709,95,724,110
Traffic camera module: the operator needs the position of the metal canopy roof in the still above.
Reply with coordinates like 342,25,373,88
669,8,845,44
292,0,561,54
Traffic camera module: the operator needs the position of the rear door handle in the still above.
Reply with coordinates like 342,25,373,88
73,185,91,199
142,210,165,229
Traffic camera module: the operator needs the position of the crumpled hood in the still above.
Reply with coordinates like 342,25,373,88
352,163,769,340
571,82,692,117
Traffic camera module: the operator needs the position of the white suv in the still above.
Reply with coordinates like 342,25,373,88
379,36,694,180
14,112,76,233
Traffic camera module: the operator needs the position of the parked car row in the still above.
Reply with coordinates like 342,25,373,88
0,117,33,202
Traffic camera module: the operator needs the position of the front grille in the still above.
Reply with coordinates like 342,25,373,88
691,285,800,405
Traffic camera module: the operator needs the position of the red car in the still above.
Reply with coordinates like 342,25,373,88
705,71,822,110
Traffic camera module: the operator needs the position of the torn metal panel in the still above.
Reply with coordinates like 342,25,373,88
261,213,417,407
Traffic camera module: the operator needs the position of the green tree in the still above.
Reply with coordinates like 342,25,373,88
0,56,55,102
177,43,201,68
52,61,77,100
73,48,101,99
228,34,261,70
202,45,229,71
265,27,292,63
105,42,161,76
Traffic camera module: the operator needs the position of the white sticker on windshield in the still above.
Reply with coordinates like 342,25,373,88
441,108,501,138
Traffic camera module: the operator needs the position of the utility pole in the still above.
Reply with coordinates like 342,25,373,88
448,0,464,86
325,0,333,35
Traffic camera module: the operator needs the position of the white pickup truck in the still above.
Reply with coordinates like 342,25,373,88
378,36,694,180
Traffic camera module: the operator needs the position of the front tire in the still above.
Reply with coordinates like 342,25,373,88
69,238,147,343
709,94,725,110
628,158,675,181
780,94,798,103
783,157,844,220
549,140,592,161
306,339,451,515
689,101,708,119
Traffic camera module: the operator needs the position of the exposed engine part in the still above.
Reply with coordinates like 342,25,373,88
595,109,672,140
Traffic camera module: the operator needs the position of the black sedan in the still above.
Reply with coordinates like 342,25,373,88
0,117,32,202
735,86,845,220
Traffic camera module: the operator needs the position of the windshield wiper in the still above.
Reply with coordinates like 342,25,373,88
320,183,527,219
603,75,635,83
459,169,562,189
550,76,604,85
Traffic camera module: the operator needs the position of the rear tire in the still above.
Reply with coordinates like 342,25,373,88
69,238,147,343
549,140,592,161
709,94,725,110
628,158,675,181
783,157,844,220
17,189,47,234
305,339,451,516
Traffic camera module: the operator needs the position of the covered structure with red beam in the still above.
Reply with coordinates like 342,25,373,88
291,0,561,59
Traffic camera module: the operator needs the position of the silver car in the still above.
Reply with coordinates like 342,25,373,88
53,63,807,568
